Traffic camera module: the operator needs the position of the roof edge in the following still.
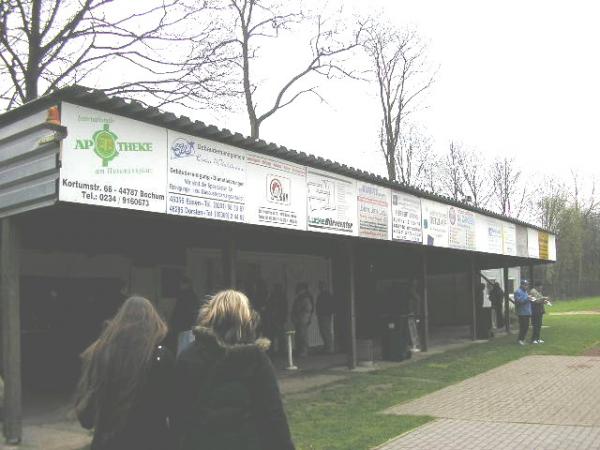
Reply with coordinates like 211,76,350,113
0,85,554,235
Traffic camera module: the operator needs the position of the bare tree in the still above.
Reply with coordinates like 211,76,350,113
533,175,568,232
439,141,465,201
491,156,527,217
395,123,433,188
0,0,233,110
457,147,491,208
363,20,435,182
224,0,363,138
569,170,600,217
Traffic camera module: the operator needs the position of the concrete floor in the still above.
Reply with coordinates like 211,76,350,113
4,324,494,449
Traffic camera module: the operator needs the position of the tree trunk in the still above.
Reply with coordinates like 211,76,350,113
241,19,258,139
25,0,43,102
386,146,396,182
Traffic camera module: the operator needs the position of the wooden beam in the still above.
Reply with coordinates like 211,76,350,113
347,241,357,370
1,218,22,444
503,266,511,333
470,257,477,341
421,251,429,352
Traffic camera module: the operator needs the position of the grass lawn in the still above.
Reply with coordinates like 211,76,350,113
284,297,600,450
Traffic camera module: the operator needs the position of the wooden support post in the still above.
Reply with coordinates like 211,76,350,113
347,241,357,370
503,266,511,333
223,232,237,288
1,218,22,445
421,251,429,352
529,264,534,286
470,257,477,341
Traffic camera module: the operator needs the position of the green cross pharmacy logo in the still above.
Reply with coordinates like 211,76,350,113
74,123,153,167
92,124,119,166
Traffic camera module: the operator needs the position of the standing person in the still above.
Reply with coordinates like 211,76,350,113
167,276,199,354
75,296,174,450
173,290,295,450
265,283,288,355
489,281,505,329
407,279,421,351
292,282,314,357
514,279,533,345
529,282,549,344
316,281,335,354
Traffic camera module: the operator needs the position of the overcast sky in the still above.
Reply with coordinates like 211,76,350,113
203,0,600,181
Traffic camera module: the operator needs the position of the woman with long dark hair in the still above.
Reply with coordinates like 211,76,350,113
173,289,295,450
75,296,174,450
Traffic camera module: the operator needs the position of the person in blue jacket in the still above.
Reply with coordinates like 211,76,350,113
514,279,533,345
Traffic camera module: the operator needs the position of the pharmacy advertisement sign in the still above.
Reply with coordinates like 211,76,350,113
59,102,167,213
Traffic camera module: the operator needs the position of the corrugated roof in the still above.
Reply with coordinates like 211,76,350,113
0,85,553,234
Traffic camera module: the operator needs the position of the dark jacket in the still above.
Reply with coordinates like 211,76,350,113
76,345,175,450
173,327,295,450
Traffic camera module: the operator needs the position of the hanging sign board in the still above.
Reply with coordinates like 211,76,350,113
421,199,449,247
475,214,503,254
516,225,529,257
391,191,422,243
357,182,391,239
548,234,557,261
528,228,540,258
245,153,307,230
538,231,550,260
502,222,517,256
167,131,247,222
59,103,167,213
306,169,358,235
448,206,476,250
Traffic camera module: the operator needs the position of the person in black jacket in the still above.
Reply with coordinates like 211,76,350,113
166,276,199,353
75,296,174,450
173,289,295,450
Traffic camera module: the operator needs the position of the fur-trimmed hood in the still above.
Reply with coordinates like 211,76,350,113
192,326,271,352
175,327,294,450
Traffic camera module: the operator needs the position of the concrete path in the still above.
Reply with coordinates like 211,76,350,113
380,355,600,449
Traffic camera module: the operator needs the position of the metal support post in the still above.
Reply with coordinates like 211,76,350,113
285,330,298,370
470,257,477,340
422,251,430,352
347,241,357,370
2,218,22,445
503,266,511,333
223,232,237,288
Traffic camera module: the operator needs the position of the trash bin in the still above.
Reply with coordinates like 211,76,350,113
382,316,411,361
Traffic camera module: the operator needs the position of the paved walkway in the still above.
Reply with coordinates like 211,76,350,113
380,355,600,449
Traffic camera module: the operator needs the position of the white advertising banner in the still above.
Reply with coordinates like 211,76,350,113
548,234,557,261
502,222,517,256
391,191,422,243
59,103,167,212
527,228,540,259
245,153,307,230
448,206,476,250
475,214,503,254
357,182,391,239
307,169,358,235
167,131,247,222
516,225,529,257
421,199,449,247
